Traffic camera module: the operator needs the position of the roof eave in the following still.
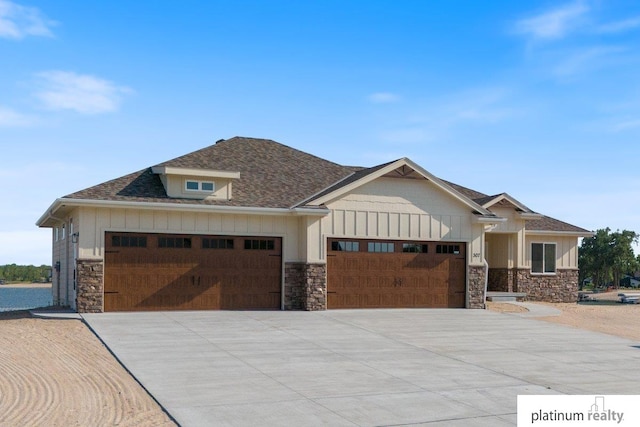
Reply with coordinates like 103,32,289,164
526,229,594,237
37,198,326,226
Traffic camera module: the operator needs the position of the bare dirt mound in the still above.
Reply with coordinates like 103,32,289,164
0,313,176,427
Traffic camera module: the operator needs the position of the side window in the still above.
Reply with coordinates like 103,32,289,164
532,243,556,273
436,244,460,254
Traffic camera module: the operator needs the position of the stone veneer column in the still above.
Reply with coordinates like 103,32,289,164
514,269,579,303
467,265,486,309
284,262,327,311
76,259,104,313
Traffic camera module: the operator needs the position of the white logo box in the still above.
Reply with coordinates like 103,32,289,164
518,395,640,426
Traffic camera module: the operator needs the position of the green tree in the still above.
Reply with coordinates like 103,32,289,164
579,228,639,289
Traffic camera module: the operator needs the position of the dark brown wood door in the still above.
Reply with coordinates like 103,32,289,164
104,233,281,312
327,239,466,309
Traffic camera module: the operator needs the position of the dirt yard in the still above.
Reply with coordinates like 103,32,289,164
487,291,640,342
0,310,176,427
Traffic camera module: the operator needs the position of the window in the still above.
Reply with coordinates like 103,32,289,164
436,244,460,254
403,243,428,253
55,227,59,242
112,235,147,248
244,239,275,250
202,238,234,249
61,225,66,240
367,242,395,253
532,243,556,273
331,241,359,252
158,236,192,248
185,180,215,192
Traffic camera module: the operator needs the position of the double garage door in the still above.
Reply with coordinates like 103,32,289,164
327,238,466,309
104,232,282,312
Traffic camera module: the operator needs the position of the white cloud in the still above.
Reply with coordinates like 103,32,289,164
513,2,589,40
0,0,55,39
0,105,33,126
368,92,400,104
598,16,640,34
34,71,133,114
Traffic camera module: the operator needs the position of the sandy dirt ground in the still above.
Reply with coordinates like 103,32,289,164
487,291,640,342
1,292,638,426
0,310,176,427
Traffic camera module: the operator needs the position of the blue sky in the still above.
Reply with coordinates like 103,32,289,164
2,0,640,265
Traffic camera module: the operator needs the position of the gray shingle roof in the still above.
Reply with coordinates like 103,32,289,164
63,136,590,233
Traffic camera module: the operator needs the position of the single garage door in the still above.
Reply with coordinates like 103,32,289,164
327,238,466,309
104,232,281,312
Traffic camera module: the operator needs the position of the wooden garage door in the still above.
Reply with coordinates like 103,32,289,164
104,233,281,312
327,239,466,309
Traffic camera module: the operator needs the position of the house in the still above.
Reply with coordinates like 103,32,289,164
621,275,640,288
36,137,592,313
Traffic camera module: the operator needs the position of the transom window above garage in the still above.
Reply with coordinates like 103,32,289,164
111,235,147,248
244,239,275,250
158,236,192,248
368,242,395,253
202,238,234,249
185,180,215,192
331,241,360,252
402,243,428,253
436,244,460,254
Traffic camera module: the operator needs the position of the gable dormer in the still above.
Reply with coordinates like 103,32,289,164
151,166,240,200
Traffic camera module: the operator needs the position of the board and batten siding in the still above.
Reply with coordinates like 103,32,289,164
524,234,579,270
313,177,485,265
76,207,303,262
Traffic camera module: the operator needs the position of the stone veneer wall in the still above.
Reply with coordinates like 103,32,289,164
76,259,104,313
284,262,327,311
515,269,579,303
467,265,486,309
487,268,513,292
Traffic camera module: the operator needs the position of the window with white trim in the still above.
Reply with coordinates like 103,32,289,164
185,180,215,192
531,243,556,273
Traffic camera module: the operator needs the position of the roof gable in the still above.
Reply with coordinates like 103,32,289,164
300,158,498,219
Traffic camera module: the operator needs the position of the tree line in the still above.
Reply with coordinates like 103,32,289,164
0,264,52,283
579,228,640,289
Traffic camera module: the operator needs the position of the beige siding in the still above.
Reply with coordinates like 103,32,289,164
76,207,302,262
164,175,232,200
50,211,78,309
524,234,580,269
318,177,485,265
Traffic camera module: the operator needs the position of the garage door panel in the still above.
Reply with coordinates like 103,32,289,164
327,238,466,309
104,233,281,312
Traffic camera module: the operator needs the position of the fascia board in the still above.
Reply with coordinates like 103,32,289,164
37,198,328,225
151,166,240,179
526,229,594,237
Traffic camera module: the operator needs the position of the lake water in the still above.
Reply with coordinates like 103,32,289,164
0,287,53,312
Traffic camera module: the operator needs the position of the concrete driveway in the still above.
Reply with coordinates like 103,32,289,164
83,309,640,426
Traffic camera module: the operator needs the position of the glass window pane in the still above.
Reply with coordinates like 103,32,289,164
544,244,556,273
532,243,543,273
186,181,199,190
201,182,214,191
